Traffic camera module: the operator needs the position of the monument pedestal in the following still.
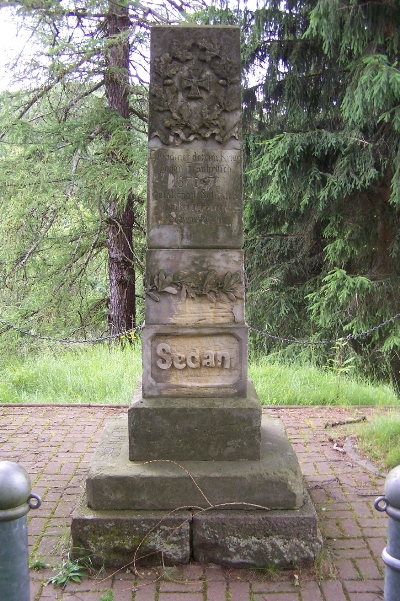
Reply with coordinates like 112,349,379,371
128,381,261,461
71,397,322,568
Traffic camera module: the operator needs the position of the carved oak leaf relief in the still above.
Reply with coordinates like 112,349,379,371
145,270,244,303
150,40,241,145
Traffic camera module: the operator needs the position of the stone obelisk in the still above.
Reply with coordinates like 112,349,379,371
71,26,322,569
129,26,257,461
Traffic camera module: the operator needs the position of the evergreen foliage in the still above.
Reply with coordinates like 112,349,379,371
241,0,400,389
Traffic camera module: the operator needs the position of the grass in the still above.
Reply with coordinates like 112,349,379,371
357,412,400,471
0,341,397,407
0,342,141,404
249,357,398,406
0,340,398,472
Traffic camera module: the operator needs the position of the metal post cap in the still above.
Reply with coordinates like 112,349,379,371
0,461,31,510
385,465,400,509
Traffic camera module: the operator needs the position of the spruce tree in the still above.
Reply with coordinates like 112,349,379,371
241,0,400,388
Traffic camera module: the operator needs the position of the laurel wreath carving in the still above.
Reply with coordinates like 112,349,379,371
145,270,244,303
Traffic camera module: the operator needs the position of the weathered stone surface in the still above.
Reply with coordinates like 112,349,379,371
71,493,191,567
71,492,322,569
149,26,241,147
147,144,243,249
192,492,323,568
145,249,245,325
128,380,261,461
147,26,242,250
142,325,248,398
86,414,304,511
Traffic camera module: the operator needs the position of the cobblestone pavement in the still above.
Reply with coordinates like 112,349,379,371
0,404,390,600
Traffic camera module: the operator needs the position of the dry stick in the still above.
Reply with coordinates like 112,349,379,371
324,416,367,428
100,504,205,585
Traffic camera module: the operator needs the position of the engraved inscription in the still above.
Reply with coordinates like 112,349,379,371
149,148,242,229
156,343,231,370
150,333,241,388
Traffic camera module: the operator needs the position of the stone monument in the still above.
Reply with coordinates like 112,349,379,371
71,25,322,568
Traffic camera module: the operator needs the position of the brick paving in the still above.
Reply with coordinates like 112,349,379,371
0,404,389,600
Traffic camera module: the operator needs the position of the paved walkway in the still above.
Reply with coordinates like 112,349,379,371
0,404,390,600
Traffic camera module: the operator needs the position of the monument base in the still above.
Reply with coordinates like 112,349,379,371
71,491,322,569
71,413,323,568
85,415,304,511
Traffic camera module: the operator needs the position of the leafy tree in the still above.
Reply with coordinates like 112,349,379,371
0,0,204,340
241,0,400,389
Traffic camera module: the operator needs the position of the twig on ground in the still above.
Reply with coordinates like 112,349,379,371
324,416,367,428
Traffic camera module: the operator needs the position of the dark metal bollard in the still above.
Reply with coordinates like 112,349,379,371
375,466,400,601
0,460,42,601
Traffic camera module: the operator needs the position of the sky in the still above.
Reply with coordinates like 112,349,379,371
0,8,30,90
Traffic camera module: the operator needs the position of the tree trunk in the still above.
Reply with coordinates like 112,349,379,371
107,197,136,335
105,1,136,335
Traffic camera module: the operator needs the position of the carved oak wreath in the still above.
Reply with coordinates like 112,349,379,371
145,269,244,303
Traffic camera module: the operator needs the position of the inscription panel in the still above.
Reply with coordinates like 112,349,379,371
142,326,248,397
147,147,243,249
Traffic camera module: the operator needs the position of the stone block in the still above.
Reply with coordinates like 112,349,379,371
71,492,322,569
145,249,245,325
128,380,261,461
71,493,191,567
141,324,248,398
192,492,323,568
86,414,304,511
147,143,243,249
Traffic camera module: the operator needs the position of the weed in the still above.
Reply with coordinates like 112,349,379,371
313,549,337,582
263,563,282,577
100,591,114,601
29,555,48,570
48,550,91,589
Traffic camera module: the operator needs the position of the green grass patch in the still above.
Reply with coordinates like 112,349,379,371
358,413,400,470
249,357,398,406
0,343,398,406
0,343,141,404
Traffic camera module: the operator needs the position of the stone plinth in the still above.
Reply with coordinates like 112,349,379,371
129,381,261,461
72,410,322,569
86,415,304,511
192,496,323,568
71,498,191,567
